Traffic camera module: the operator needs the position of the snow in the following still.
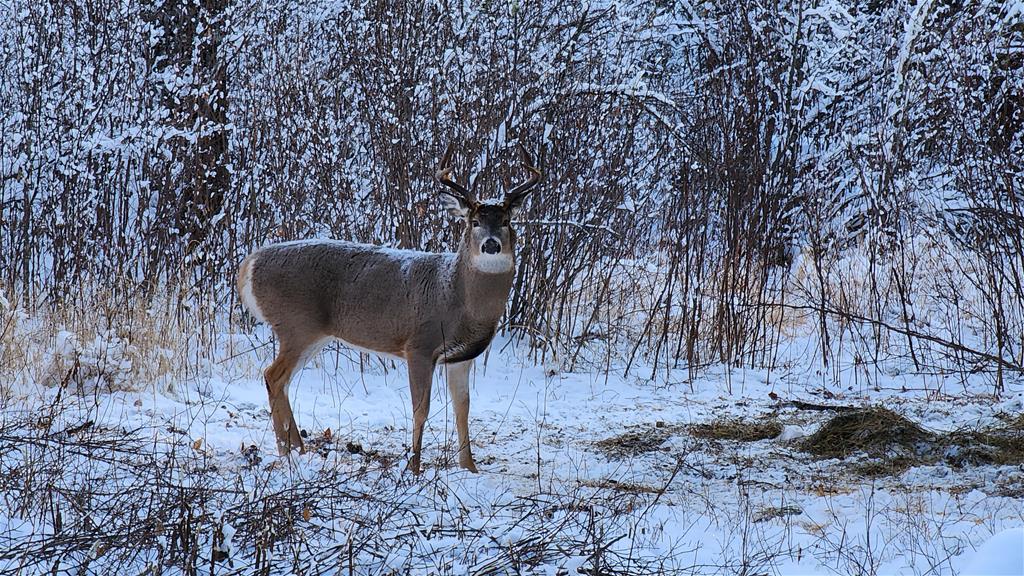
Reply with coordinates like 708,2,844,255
3,326,1022,573
960,527,1024,576
777,424,807,443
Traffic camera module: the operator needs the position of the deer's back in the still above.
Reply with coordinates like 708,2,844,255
239,240,453,356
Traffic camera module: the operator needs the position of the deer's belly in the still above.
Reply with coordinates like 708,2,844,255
330,334,406,360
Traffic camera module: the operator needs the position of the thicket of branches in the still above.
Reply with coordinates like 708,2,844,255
1,0,1021,386
0,402,684,574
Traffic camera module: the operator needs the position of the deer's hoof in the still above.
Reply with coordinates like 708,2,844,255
459,455,479,473
276,437,305,457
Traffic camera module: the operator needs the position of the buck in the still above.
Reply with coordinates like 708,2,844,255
236,145,540,474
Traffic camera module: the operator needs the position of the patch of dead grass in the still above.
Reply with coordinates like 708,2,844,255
689,419,783,442
594,423,681,457
754,505,803,523
801,406,1024,477
595,417,784,460
580,478,663,494
0,284,223,398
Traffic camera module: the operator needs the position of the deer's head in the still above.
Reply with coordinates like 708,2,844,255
435,144,541,273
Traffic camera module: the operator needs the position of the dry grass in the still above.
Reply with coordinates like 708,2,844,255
940,415,1024,468
800,407,935,460
801,407,1024,477
851,457,920,478
689,419,783,442
753,505,803,523
594,417,784,466
579,478,664,495
0,286,221,398
594,422,683,458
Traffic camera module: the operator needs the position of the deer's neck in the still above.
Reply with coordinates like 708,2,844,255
452,245,514,325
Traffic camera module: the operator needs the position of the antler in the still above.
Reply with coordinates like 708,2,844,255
435,143,476,205
503,145,541,208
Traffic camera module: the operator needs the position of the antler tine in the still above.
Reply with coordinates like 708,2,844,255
435,143,475,203
504,144,542,201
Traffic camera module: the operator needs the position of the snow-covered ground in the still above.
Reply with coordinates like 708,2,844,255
2,325,1022,574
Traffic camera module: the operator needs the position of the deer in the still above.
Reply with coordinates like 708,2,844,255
236,144,540,474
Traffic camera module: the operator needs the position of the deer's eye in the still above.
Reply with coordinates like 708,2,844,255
471,219,480,228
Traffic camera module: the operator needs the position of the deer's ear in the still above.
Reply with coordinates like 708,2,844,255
439,192,471,218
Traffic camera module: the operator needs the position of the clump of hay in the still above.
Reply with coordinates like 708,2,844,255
800,407,935,460
801,407,1024,476
689,419,783,442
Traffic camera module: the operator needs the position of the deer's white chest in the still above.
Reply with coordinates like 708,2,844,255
469,252,514,274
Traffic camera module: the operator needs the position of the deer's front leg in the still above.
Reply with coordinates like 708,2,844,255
445,360,477,472
406,354,435,475
264,349,305,455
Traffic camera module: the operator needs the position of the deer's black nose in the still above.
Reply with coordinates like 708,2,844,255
482,239,501,254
